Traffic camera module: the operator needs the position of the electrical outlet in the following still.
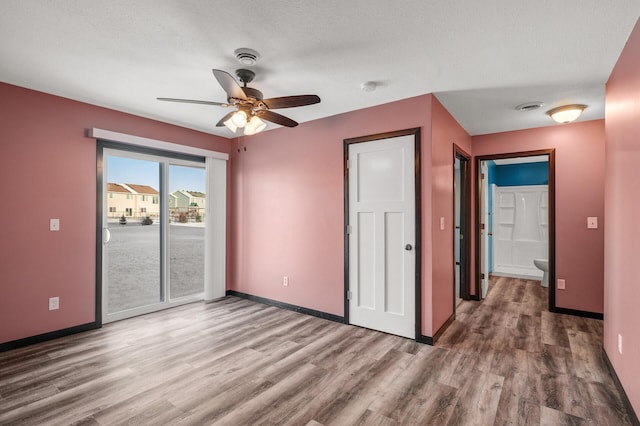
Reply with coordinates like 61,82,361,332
557,279,566,290
49,297,59,311
618,334,623,354
50,218,60,232
283,276,289,287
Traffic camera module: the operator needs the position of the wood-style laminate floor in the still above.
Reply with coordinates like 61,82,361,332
0,277,634,425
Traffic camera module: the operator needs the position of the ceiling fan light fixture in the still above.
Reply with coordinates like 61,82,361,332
546,104,587,124
244,116,267,135
223,117,238,133
159,68,318,133
231,110,248,128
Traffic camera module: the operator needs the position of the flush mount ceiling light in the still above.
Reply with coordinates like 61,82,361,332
546,104,587,124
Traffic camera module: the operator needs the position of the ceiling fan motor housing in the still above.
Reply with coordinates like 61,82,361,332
236,68,255,84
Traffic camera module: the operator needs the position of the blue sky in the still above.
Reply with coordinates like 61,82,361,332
107,156,205,193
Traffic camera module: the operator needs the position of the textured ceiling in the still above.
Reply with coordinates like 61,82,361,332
1,1,639,138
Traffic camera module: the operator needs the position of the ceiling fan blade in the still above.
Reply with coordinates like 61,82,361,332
212,69,247,100
262,95,321,109
215,111,236,127
257,110,299,127
157,97,228,107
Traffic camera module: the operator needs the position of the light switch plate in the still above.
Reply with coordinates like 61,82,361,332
50,218,60,231
587,217,598,229
440,217,445,231
49,297,59,310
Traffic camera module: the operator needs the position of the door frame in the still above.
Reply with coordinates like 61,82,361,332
453,145,472,302
473,149,556,310
343,128,422,339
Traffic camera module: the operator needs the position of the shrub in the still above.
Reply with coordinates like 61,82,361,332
119,214,127,225
178,212,188,223
141,216,153,225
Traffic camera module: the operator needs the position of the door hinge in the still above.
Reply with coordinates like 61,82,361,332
347,291,352,300
481,273,485,279
346,225,352,235
481,173,485,180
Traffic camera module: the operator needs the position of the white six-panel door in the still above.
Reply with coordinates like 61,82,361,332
348,135,415,339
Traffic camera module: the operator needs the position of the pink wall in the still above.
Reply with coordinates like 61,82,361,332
230,94,471,337
230,94,467,336
472,120,606,313
429,98,472,333
2,72,611,354
604,18,640,415
0,83,230,344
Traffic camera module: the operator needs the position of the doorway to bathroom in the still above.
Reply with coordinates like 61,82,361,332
475,150,556,310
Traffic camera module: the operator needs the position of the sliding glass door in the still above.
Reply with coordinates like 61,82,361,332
101,149,205,323
168,164,206,299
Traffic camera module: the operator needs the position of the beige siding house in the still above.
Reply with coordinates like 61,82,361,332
107,183,160,219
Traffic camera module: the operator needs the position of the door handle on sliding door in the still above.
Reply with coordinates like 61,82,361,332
103,228,111,244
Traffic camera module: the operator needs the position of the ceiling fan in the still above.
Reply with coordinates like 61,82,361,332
158,68,321,135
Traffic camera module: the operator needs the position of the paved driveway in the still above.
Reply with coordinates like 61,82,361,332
105,223,204,313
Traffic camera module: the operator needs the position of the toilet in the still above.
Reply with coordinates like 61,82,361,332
533,259,549,287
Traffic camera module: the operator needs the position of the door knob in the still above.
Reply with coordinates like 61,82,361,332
405,244,413,251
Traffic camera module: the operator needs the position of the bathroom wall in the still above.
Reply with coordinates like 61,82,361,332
494,162,549,186
492,184,548,279
486,161,548,274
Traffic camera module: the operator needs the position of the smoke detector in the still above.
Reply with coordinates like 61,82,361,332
234,48,261,66
515,102,544,112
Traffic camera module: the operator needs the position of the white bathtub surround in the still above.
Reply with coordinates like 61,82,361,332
492,185,548,280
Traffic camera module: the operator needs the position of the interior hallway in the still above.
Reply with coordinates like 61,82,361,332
0,278,633,425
